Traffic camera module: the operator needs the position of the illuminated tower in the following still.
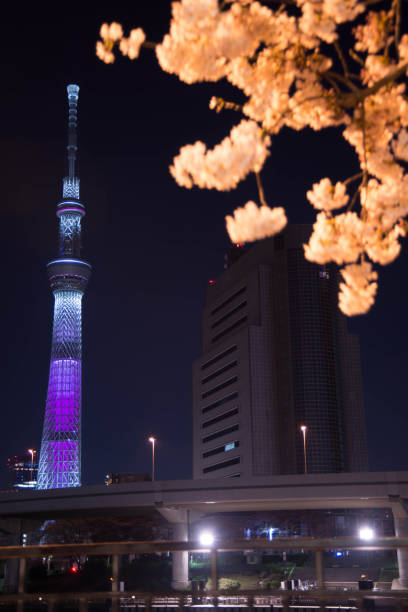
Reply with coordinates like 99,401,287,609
37,84,91,489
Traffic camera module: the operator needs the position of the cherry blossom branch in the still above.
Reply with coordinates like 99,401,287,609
394,0,401,61
340,61,408,108
361,103,368,180
347,183,363,212
255,172,268,207
322,70,360,93
334,41,350,80
349,49,365,67
322,73,342,96
344,172,363,186
210,97,242,114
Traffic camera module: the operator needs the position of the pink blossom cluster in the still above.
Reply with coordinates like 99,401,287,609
96,23,145,63
170,120,270,190
226,202,287,243
97,0,408,315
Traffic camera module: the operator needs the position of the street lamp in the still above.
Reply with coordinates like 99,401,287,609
300,426,307,474
359,526,375,541
148,437,156,481
199,531,215,547
28,449,36,482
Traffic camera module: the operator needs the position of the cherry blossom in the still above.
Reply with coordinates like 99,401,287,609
307,178,349,211
226,201,287,243
120,29,146,60
97,0,408,315
170,120,270,190
338,262,378,316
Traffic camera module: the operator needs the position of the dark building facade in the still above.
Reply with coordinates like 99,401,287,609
192,225,368,478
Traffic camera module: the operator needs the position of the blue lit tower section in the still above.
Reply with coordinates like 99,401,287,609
37,84,91,489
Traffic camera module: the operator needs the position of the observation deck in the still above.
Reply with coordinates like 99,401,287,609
47,258,92,292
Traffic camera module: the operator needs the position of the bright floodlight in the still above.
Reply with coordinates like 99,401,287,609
359,526,375,541
199,531,215,547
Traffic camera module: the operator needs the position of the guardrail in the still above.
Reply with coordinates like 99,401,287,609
0,536,408,611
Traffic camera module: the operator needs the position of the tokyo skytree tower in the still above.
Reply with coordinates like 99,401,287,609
37,85,91,489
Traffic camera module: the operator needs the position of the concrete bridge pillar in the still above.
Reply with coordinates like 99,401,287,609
158,507,190,591
0,518,22,593
171,521,190,590
391,500,408,589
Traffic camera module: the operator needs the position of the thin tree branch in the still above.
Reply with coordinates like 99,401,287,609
334,41,350,80
321,73,342,96
347,183,363,212
321,70,360,93
142,41,157,50
395,0,402,61
255,172,268,207
340,61,408,108
344,172,364,186
349,49,365,67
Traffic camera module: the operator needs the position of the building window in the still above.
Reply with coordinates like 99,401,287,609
203,457,240,474
201,376,238,400
202,392,238,415
202,424,239,444
202,440,240,459
201,345,237,370
212,301,247,329
201,361,238,385
211,286,246,316
212,316,247,343
202,408,239,429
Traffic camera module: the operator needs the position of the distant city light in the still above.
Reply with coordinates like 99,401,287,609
199,531,215,547
268,527,277,541
359,526,375,541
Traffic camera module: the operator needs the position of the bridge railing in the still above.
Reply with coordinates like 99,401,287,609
1,536,408,611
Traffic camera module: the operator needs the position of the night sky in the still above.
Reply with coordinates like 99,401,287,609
1,2,407,489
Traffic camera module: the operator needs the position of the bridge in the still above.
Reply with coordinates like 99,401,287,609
1,471,408,592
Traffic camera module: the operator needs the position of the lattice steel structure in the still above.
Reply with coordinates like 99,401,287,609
37,84,91,489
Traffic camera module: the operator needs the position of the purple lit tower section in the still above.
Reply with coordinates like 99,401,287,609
37,84,91,489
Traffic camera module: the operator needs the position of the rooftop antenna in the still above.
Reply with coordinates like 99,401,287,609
63,84,80,200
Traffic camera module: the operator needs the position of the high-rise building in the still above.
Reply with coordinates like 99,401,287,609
192,225,368,479
37,85,91,489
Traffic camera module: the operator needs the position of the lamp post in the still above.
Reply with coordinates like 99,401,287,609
28,449,36,482
300,426,307,474
148,437,156,481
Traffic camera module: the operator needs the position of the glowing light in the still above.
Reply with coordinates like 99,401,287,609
47,259,91,268
37,291,83,489
359,527,375,541
63,176,80,200
199,531,215,547
268,527,277,541
37,84,90,491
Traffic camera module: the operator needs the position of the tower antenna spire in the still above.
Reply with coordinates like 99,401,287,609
63,84,80,200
